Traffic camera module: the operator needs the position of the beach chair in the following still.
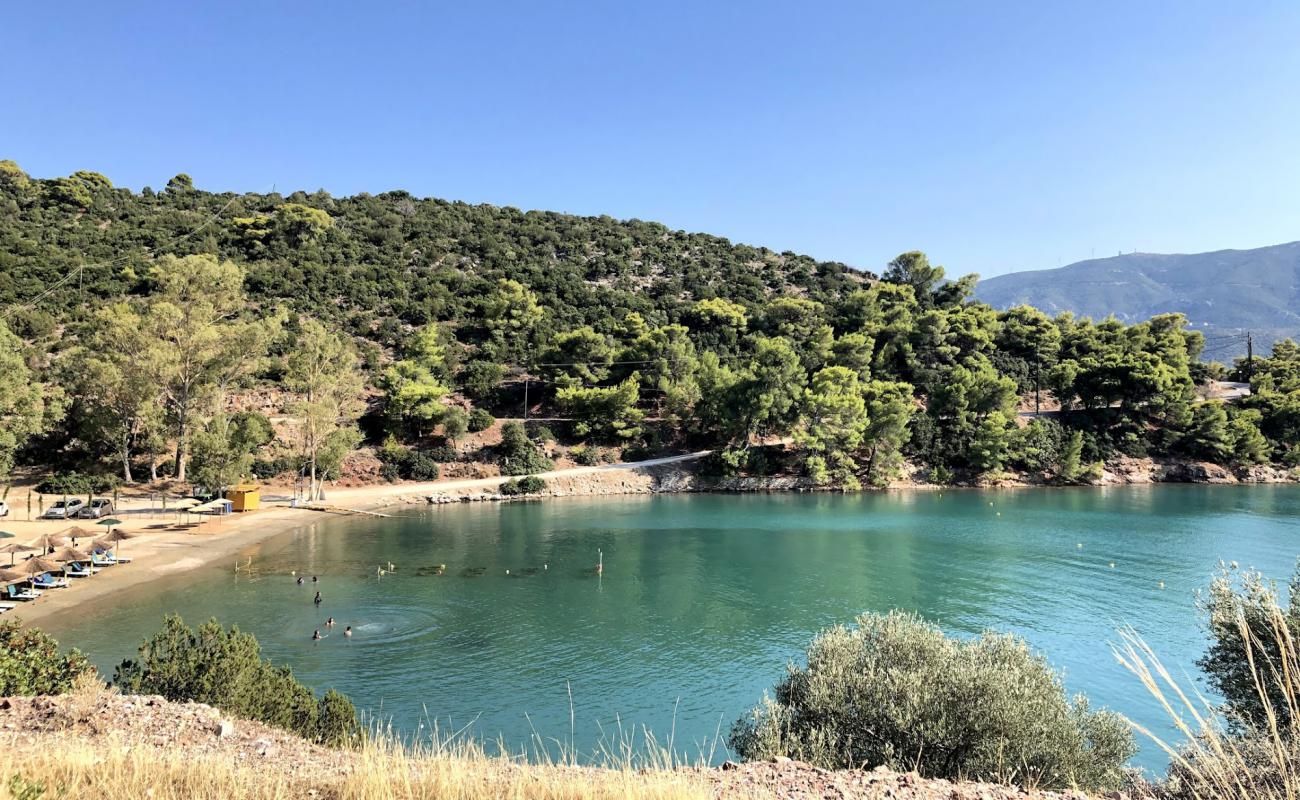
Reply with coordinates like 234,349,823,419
31,572,70,589
3,584,41,601
0,602,15,613
63,561,94,578
90,553,118,568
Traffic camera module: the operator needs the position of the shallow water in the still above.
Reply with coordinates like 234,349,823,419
43,485,1300,770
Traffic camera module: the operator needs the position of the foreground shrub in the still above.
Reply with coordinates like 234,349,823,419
0,620,94,695
731,611,1134,791
1198,562,1300,730
1115,563,1300,799
113,615,361,747
500,476,547,496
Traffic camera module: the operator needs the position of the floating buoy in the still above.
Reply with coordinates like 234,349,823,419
1109,562,1116,569
1077,543,1083,549
543,563,548,570
1159,581,1165,589
505,569,510,575
996,512,1001,516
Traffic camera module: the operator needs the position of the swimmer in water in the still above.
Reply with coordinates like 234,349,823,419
314,591,322,605
312,576,318,583
344,626,352,637
296,576,304,585
312,630,323,640
326,617,335,627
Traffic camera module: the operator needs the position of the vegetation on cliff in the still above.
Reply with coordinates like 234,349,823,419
1,162,1296,495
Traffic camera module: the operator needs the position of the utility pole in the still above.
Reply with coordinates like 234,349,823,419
1246,333,1254,381
1034,352,1041,416
523,377,529,422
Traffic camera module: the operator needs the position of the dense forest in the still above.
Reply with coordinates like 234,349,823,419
1,162,1297,495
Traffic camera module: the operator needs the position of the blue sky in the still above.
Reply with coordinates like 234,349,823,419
7,1,1300,277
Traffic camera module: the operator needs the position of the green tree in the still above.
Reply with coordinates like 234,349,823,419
539,326,613,388
284,318,365,501
0,620,94,696
795,367,868,489
1185,401,1233,463
382,324,451,438
138,255,277,482
0,320,57,487
738,336,806,439
555,375,645,441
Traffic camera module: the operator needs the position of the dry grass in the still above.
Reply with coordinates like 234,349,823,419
0,684,716,800
1114,603,1300,799
0,740,714,800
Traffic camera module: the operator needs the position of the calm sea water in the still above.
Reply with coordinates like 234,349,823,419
42,486,1300,770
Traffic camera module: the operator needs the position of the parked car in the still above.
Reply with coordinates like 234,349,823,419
76,498,115,519
0,501,9,518
40,498,85,519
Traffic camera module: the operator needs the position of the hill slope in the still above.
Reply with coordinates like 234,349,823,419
974,242,1300,358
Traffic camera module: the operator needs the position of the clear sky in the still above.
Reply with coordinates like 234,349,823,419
7,1,1300,277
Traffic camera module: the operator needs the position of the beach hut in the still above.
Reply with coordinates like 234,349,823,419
225,484,261,512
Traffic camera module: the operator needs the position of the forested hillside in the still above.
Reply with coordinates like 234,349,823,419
975,243,1300,356
1,162,1297,495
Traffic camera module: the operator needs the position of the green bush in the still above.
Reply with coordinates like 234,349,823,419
498,421,554,476
730,611,1134,791
36,471,116,496
403,451,441,480
1198,562,1300,731
500,475,547,495
467,408,494,433
571,446,602,466
0,620,94,696
113,615,361,747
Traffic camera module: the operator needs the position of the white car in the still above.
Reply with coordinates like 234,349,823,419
0,501,8,518
41,498,85,519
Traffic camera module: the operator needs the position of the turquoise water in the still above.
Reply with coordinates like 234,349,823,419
42,486,1300,770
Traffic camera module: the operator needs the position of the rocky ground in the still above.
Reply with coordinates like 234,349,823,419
0,693,1130,799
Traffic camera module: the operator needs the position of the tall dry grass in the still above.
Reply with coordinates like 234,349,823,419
1115,602,1300,799
0,736,715,800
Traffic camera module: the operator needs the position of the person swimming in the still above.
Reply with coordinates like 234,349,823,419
312,575,318,583
312,630,323,640
314,591,322,605
296,576,304,585
344,626,352,637
326,617,335,627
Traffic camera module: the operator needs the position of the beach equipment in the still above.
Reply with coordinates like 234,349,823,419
48,546,92,563
25,532,69,552
95,528,138,562
11,557,62,590
174,498,202,509
60,525,96,542
0,542,38,565
96,517,124,532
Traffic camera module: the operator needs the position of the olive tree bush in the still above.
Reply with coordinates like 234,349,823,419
730,611,1135,791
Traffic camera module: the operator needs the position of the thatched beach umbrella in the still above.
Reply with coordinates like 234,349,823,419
95,528,138,558
0,567,25,585
11,556,60,588
0,542,39,566
26,532,68,553
60,525,95,543
48,546,91,563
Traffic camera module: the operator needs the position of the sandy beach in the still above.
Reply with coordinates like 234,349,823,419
3,452,712,628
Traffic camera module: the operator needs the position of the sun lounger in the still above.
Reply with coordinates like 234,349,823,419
63,562,94,578
0,602,15,613
91,554,117,567
3,585,42,601
31,572,70,589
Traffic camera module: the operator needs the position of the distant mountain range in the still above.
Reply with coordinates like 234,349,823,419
974,241,1300,360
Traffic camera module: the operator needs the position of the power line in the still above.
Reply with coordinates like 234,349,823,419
2,190,254,323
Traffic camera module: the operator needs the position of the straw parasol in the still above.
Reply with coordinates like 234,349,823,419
173,498,201,510
60,525,96,542
0,542,39,565
26,532,68,552
0,567,25,585
11,556,61,586
48,546,92,563
95,528,138,557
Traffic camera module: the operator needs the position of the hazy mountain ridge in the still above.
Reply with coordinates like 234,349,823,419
975,242,1300,357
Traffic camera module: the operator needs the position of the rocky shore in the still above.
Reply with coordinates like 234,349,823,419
0,692,1119,799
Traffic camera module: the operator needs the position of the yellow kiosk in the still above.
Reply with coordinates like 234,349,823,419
225,484,262,512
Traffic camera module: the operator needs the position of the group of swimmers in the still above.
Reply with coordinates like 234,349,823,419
298,573,353,641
